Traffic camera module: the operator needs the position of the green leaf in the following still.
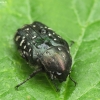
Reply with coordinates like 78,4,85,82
0,0,100,100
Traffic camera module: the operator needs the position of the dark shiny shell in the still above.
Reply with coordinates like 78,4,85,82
14,21,72,82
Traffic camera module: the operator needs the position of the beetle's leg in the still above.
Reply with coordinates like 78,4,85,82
15,67,42,90
51,80,60,92
69,74,77,86
69,41,74,47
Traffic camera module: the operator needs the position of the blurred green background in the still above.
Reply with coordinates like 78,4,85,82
0,0,100,100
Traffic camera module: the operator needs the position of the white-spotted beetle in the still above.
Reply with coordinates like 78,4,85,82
14,21,76,91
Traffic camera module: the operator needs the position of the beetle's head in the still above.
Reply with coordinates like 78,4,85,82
39,46,72,82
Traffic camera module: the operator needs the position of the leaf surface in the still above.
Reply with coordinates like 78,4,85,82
0,0,100,100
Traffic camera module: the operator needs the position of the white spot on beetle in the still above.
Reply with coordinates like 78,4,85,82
40,26,43,28
63,55,65,58
15,36,20,41
20,40,24,46
50,74,54,79
67,50,70,53
54,75,56,79
23,51,25,54
52,72,54,74
32,36,36,39
33,25,36,27
56,72,62,75
54,38,56,41
23,36,25,39
26,34,28,36
29,48,31,52
58,35,61,38
48,33,51,36
33,31,36,34
58,47,61,51
48,27,52,30
52,59,55,62
32,41,35,43
26,28,29,30
24,45,26,49
53,32,55,35
27,42,30,45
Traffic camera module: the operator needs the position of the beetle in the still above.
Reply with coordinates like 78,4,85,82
14,21,76,91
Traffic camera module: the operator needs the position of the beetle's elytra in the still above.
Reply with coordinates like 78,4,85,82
14,21,76,91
